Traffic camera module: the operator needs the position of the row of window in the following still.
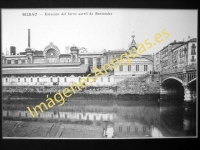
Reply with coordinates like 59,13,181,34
119,65,148,72
80,58,102,66
7,59,26,64
5,77,111,82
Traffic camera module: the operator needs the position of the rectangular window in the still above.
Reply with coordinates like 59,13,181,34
144,65,148,71
108,78,110,82
18,78,20,82
6,78,8,82
80,58,85,64
15,60,18,64
24,78,26,82
31,78,33,82
97,58,101,69
51,78,53,82
22,60,25,64
57,78,59,82
101,78,103,82
7,60,11,64
119,65,123,71
88,58,93,67
128,65,131,71
64,78,67,82
37,78,39,82
136,65,139,71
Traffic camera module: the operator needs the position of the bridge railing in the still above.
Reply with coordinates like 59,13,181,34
161,63,197,74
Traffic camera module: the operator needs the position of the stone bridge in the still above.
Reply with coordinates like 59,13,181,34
160,64,197,103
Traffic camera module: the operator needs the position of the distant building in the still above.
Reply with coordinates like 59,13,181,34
2,29,155,87
154,38,197,73
10,46,16,55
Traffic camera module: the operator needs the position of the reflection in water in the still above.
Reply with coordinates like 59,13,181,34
3,98,196,138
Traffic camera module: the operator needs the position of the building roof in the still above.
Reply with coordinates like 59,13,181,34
4,55,26,58
79,52,104,55
60,54,71,57
3,62,82,68
33,50,43,56
140,55,153,61
106,49,126,54
19,52,27,55
2,64,90,75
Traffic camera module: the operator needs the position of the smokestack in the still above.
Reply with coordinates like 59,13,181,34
28,29,30,47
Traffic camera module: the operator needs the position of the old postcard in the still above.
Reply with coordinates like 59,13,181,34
1,8,197,138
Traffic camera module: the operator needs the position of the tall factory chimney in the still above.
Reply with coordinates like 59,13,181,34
28,29,30,47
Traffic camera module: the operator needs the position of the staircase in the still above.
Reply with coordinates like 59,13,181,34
116,72,152,94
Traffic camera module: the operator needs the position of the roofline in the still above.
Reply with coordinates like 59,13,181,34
2,62,84,68
4,55,26,57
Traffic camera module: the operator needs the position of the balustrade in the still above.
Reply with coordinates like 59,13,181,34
161,64,196,75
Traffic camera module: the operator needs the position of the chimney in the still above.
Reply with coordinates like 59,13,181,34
28,29,30,47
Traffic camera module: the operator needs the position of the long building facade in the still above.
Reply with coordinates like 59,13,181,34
154,38,197,73
2,29,154,88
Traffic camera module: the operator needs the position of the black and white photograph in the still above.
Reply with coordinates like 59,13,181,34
1,8,197,139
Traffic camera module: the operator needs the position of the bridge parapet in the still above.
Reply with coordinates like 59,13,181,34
161,63,196,75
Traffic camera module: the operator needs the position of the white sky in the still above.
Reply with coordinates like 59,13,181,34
1,9,198,55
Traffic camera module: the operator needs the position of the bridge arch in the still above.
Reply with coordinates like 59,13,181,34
162,76,183,85
188,78,196,85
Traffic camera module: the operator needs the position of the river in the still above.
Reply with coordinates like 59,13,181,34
3,95,196,138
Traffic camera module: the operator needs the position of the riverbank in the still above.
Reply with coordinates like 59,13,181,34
3,92,160,101
3,120,102,138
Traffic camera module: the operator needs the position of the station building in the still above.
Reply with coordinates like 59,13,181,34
2,29,154,88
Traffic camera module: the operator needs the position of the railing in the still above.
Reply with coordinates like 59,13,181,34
161,63,197,74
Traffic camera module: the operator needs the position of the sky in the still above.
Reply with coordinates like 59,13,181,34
1,9,198,55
